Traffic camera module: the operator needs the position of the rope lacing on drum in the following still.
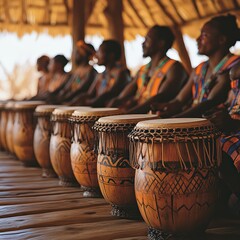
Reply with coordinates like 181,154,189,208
128,124,221,171
93,122,137,158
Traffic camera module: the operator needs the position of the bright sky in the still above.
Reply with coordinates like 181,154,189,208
0,31,239,99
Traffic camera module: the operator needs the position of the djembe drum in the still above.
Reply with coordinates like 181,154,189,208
94,114,158,218
0,101,3,150
50,106,90,186
0,101,8,151
5,101,16,154
13,101,45,166
128,118,221,238
69,108,121,197
34,105,62,178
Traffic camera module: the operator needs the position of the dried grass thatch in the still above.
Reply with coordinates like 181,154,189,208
0,0,240,40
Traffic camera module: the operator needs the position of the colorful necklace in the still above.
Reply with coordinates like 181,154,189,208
198,53,232,103
140,56,169,87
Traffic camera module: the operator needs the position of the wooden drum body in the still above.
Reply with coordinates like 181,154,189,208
70,108,121,197
0,102,8,151
50,107,89,186
94,114,158,218
128,118,221,238
33,105,61,177
13,101,45,166
0,102,3,150
5,101,16,154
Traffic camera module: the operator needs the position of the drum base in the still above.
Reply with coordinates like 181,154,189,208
81,186,102,198
111,205,141,220
42,168,57,178
148,227,172,240
59,177,79,187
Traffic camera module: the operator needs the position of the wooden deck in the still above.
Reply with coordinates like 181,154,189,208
0,151,239,240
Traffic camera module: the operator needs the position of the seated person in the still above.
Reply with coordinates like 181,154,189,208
206,60,240,216
37,54,70,102
71,39,130,107
47,54,70,93
152,14,240,118
55,41,97,104
30,55,51,100
36,55,51,95
108,25,188,113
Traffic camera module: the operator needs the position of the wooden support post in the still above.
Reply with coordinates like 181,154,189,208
71,0,85,70
104,0,126,66
172,26,192,74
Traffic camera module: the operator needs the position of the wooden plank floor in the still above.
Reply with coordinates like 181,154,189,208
0,151,239,240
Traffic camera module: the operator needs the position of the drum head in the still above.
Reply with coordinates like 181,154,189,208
0,101,7,109
4,101,16,110
35,105,63,113
98,114,158,124
52,106,90,116
136,118,210,129
72,108,121,117
14,101,46,109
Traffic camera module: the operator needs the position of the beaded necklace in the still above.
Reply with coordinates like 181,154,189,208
197,53,232,103
141,56,169,86
136,56,169,98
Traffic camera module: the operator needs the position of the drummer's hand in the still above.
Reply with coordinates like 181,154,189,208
107,98,120,107
151,100,182,118
204,108,237,133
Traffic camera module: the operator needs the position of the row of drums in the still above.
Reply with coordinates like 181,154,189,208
0,100,222,238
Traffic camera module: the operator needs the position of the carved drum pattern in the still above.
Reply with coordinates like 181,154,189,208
94,114,158,218
69,108,121,197
128,118,221,237
50,107,89,186
5,101,16,154
0,102,8,151
13,101,45,166
33,105,61,177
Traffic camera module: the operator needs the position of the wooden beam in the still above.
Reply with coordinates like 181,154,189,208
126,0,148,28
3,0,10,23
21,0,27,24
169,0,185,23
104,0,126,66
44,0,51,25
192,0,201,18
172,25,192,74
27,5,46,9
63,0,70,25
155,0,177,25
122,8,138,28
216,0,227,11
85,0,97,23
134,0,156,26
71,0,85,69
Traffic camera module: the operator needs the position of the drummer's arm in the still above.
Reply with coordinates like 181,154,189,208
69,75,99,106
128,62,189,114
47,74,72,103
89,71,129,107
64,70,96,102
175,72,230,118
108,77,137,107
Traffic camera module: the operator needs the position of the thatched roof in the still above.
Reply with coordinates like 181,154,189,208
0,0,240,40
